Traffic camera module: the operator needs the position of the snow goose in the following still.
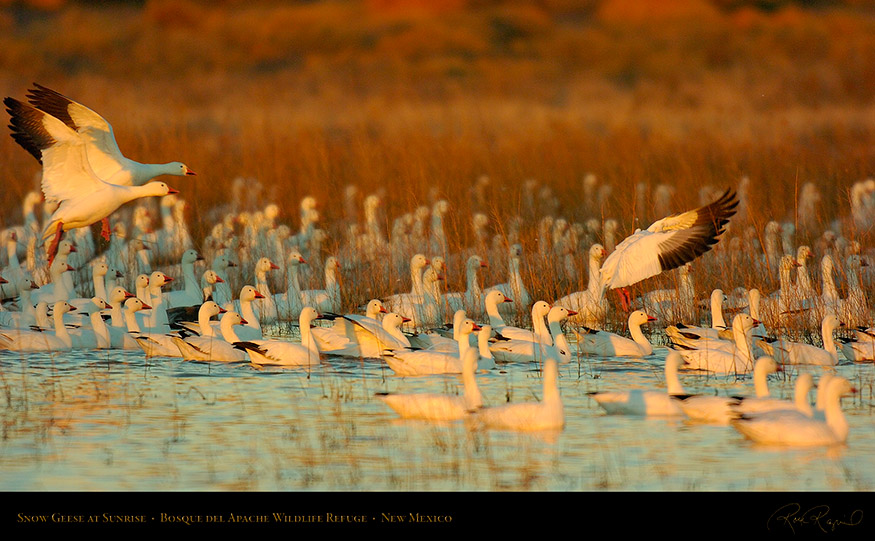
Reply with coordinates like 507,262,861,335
383,319,480,376
6,92,181,262
67,297,112,349
172,311,249,362
726,357,799,416
376,347,483,421
573,310,656,358
312,298,387,354
838,327,875,362
599,188,737,309
588,353,687,417
555,243,608,327
0,277,40,329
756,314,843,367
483,243,531,315
164,249,205,309
471,345,564,431
275,250,306,320
32,257,75,305
0,300,77,351
384,253,430,318
210,253,237,308
795,245,816,300
731,376,856,447
671,313,759,374
108,297,152,350
483,290,515,329
164,269,224,328
838,254,868,327
336,312,412,359
299,256,341,314
639,262,695,323
491,300,552,344
0,231,25,300
20,83,195,185
238,307,324,368
732,373,816,422
664,288,730,342
251,257,280,322
489,306,575,364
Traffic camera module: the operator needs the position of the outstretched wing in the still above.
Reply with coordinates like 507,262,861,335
26,83,126,181
600,188,738,290
5,97,106,203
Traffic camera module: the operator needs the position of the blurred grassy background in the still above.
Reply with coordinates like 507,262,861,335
1,0,874,270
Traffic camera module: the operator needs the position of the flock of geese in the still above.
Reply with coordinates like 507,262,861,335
0,84,868,446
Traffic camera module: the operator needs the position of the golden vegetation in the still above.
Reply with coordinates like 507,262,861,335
1,0,874,325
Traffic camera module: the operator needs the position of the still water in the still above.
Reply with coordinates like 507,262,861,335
1,331,873,492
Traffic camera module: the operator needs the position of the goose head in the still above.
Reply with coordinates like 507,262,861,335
166,162,196,176
239,285,265,302
135,274,150,290
629,310,656,327
199,301,225,319
287,251,306,266
203,270,223,284
485,290,514,307
365,299,387,319
221,311,247,327
149,271,173,289
91,297,112,311
52,301,76,316
256,257,280,274
410,254,429,270
822,314,844,335
548,305,577,324
531,301,551,319
125,297,151,312
181,249,202,264
142,181,179,196
299,306,321,327
109,286,136,304
590,243,607,261
458,318,481,337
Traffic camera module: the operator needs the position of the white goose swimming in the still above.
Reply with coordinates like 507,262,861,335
731,376,856,447
490,306,576,363
383,319,480,376
491,300,552,344
444,254,487,314
483,243,531,315
755,314,843,367
238,307,323,368
671,313,759,374
172,311,249,362
311,298,387,354
67,297,113,349
588,353,687,417
573,310,656,358
376,346,483,421
0,300,77,351
471,344,564,431
299,256,342,314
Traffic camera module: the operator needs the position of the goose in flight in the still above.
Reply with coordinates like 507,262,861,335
17,83,195,184
599,188,738,309
4,96,183,263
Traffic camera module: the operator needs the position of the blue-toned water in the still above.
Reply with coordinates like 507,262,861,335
1,333,873,492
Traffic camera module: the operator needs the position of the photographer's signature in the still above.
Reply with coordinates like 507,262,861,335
767,503,863,534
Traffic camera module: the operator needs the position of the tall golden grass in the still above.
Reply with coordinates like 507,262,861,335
1,1,874,332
